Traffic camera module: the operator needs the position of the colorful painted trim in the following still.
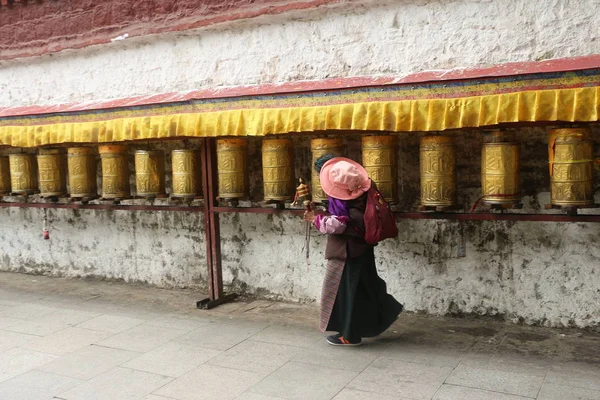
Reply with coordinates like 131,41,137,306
0,69,599,147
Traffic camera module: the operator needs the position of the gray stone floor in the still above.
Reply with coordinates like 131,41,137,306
0,272,599,400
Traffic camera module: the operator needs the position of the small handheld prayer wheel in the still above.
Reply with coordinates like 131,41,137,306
171,149,201,197
217,139,248,200
548,128,593,206
362,135,398,203
420,136,456,207
9,153,38,195
134,150,165,197
481,131,520,205
67,147,98,198
0,156,10,194
262,138,294,201
37,149,67,197
311,137,344,203
99,145,130,199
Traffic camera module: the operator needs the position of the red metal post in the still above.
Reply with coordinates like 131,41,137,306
197,137,236,309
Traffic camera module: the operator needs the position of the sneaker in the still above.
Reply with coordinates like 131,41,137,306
326,334,362,346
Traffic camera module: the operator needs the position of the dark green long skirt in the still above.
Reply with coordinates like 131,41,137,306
326,247,403,340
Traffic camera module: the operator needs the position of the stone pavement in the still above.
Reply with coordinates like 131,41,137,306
0,272,599,400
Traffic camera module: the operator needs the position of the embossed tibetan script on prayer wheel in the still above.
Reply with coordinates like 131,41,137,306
0,156,10,194
217,139,248,200
262,138,294,201
420,136,456,207
311,137,344,203
171,149,201,197
99,145,130,199
134,150,165,197
9,153,38,195
362,135,398,203
481,131,520,205
67,147,97,198
548,128,593,206
37,149,67,197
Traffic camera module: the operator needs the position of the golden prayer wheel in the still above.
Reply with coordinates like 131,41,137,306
9,153,38,195
171,149,201,197
420,136,456,207
0,156,10,194
37,149,67,197
67,147,98,198
481,131,520,205
99,145,130,199
134,150,165,197
311,137,344,203
217,139,248,200
362,135,398,203
262,138,294,201
548,128,593,206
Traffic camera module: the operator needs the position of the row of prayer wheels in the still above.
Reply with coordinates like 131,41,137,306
420,127,595,208
0,146,202,199
219,136,394,203
0,128,594,206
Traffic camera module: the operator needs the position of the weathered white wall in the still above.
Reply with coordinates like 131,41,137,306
2,204,598,329
220,214,600,329
1,0,600,107
0,207,207,288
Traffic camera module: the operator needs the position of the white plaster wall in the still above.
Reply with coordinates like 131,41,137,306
1,204,598,329
220,214,600,329
1,0,600,107
0,207,207,288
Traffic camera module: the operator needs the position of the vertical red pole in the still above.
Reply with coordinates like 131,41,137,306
198,138,233,309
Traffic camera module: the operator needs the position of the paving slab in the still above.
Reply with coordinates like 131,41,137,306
208,339,302,375
0,370,82,400
145,314,210,332
331,388,403,399
0,329,39,352
37,344,141,380
96,323,188,353
292,337,388,372
58,367,173,400
0,347,58,383
537,381,600,400
234,393,287,400
249,361,358,400
446,355,545,398
4,310,99,336
23,327,112,356
0,304,60,321
76,314,145,334
154,364,264,400
346,357,453,400
249,324,323,348
384,342,465,367
123,341,222,378
545,361,600,391
174,320,267,351
432,384,535,400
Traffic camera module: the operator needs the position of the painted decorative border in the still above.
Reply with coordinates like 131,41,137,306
0,68,599,147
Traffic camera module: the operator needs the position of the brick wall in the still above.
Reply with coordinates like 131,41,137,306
0,0,340,60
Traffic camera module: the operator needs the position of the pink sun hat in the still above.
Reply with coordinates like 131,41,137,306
319,157,371,200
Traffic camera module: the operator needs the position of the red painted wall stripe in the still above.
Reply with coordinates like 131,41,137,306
0,0,345,61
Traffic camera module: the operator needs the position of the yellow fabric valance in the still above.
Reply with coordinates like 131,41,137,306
1,74,599,148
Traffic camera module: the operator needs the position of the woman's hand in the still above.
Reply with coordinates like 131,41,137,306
303,210,316,223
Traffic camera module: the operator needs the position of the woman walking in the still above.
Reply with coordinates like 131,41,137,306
303,156,403,346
